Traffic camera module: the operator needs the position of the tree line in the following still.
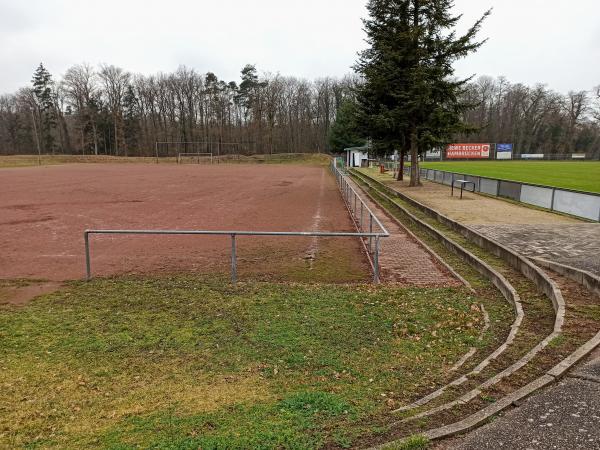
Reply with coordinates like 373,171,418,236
0,63,359,157
1,62,599,160
461,77,600,158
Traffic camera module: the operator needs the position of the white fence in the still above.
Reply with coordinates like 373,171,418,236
413,167,600,222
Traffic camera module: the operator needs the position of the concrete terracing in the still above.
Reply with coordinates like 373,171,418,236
438,354,600,450
358,169,600,450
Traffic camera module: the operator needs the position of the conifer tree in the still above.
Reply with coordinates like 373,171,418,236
355,0,489,185
328,99,366,152
31,63,57,153
122,84,140,154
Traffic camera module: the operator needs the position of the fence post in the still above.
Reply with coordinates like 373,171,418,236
231,234,237,283
360,202,364,232
373,236,380,284
84,231,91,281
369,215,373,253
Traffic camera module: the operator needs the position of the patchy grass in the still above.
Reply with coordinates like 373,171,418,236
0,154,159,168
0,277,483,449
418,161,600,193
381,434,430,450
0,153,331,169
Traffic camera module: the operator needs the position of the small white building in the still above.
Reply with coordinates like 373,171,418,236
345,146,370,168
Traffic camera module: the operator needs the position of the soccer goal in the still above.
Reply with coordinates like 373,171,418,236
155,141,256,162
177,152,213,164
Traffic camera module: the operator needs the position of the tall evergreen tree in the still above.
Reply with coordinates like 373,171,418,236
328,99,366,152
31,63,57,153
236,65,268,150
122,84,140,154
355,0,489,185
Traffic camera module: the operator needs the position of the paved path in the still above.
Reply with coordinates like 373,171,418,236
377,175,578,226
438,353,600,450
472,224,600,276
346,176,460,287
366,171,600,276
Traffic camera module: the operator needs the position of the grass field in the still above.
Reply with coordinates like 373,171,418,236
0,278,485,449
419,161,600,193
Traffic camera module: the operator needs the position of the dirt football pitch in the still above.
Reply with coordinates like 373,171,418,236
0,163,368,282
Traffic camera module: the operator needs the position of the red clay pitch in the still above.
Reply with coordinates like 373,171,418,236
0,164,366,281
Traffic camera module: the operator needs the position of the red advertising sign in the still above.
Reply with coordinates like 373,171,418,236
446,143,491,159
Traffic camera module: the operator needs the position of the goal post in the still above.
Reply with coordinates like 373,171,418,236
155,141,256,162
177,152,213,164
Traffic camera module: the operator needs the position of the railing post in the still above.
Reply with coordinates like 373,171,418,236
84,231,91,281
231,234,237,284
369,214,373,253
373,236,380,284
360,202,364,232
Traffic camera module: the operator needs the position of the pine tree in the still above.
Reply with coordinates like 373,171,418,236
31,63,57,153
355,0,489,185
328,99,366,152
236,65,259,114
235,65,268,150
122,85,140,155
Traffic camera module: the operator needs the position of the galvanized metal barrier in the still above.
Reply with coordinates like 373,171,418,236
84,161,389,283
330,159,390,270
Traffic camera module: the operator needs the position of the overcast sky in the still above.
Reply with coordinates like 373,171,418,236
1,0,599,94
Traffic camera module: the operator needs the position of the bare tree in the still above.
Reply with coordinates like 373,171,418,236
99,64,131,155
62,64,99,154
562,91,589,153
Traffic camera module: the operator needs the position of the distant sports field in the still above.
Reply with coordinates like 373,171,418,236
419,161,600,193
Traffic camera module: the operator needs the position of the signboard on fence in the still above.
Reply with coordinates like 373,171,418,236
496,143,513,160
521,154,545,160
446,143,491,159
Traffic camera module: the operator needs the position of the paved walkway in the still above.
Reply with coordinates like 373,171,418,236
368,171,600,276
346,176,460,287
379,175,579,226
472,224,600,276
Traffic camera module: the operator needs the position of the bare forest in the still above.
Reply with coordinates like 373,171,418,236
0,63,599,158
0,64,360,157
461,76,600,158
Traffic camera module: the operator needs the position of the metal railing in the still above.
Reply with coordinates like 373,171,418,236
83,161,389,283
330,159,389,261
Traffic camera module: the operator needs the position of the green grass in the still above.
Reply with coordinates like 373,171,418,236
418,161,600,193
0,277,484,449
381,435,429,450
